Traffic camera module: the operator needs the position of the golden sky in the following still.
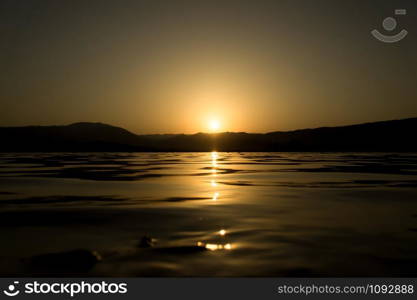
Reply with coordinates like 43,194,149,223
1,0,417,133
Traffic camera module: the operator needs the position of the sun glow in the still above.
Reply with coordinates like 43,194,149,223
209,119,221,132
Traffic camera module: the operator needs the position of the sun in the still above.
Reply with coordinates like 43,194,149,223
209,119,221,132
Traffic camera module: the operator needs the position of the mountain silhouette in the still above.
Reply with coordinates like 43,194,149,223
1,118,416,152
0,122,149,152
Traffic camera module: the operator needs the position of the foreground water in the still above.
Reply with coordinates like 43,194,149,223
1,152,417,276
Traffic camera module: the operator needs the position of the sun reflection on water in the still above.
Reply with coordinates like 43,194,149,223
210,151,219,200
211,151,219,160
195,152,233,250
197,241,233,251
211,151,218,168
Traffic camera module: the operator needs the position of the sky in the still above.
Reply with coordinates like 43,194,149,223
0,0,416,134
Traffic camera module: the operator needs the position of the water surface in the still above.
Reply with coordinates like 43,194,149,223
1,152,417,276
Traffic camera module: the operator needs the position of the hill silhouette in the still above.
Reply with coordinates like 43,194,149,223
1,118,417,152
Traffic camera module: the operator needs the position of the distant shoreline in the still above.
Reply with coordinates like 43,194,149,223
1,117,416,152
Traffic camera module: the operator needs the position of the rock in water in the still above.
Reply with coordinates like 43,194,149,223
138,236,154,248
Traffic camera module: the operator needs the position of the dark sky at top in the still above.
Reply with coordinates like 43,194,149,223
0,0,416,133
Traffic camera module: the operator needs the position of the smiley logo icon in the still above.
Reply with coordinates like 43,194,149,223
3,282,20,297
372,9,408,43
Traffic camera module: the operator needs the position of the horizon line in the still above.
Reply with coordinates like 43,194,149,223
1,116,416,136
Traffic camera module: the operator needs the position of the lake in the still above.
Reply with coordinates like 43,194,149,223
1,152,417,276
